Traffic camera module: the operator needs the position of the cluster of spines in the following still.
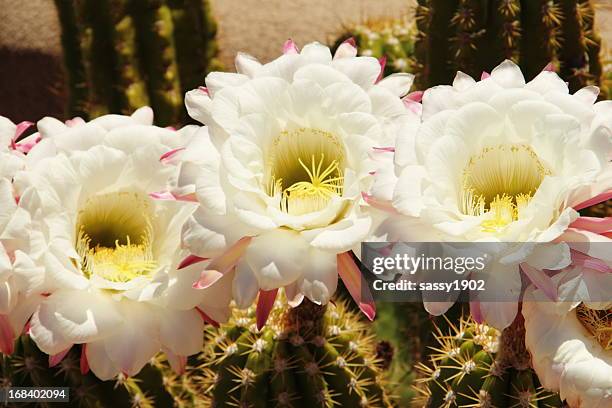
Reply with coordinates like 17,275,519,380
413,317,564,408
54,0,221,126
152,297,394,408
411,0,602,90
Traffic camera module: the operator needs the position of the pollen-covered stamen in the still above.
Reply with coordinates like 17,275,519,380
265,128,346,216
75,192,157,282
576,304,612,351
460,144,550,232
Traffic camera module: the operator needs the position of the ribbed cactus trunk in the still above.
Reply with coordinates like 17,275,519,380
414,315,563,407
54,0,221,126
414,0,603,91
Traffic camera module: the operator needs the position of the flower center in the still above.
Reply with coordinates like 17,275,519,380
460,144,550,233
75,192,157,282
265,128,345,216
576,304,612,351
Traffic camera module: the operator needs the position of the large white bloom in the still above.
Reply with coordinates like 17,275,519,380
0,117,40,354
523,274,612,408
377,60,612,328
172,40,417,321
9,108,226,379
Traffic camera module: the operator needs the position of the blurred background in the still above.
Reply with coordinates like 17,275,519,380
0,0,611,126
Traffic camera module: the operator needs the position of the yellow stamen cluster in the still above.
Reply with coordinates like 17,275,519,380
75,192,158,283
277,154,344,215
266,128,346,216
576,304,612,351
460,144,550,233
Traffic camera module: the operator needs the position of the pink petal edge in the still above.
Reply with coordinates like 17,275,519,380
520,263,558,301
49,346,72,367
159,147,185,163
80,344,89,375
178,254,209,270
196,307,220,327
256,289,278,330
283,39,299,55
376,56,387,83
570,216,612,234
337,252,376,321
361,192,398,214
470,300,483,324
0,315,14,354
573,191,612,211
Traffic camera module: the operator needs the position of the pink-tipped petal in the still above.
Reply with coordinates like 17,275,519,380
196,307,220,327
372,146,395,153
573,191,612,211
0,315,14,354
149,191,175,201
15,135,42,154
65,117,85,127
402,98,422,115
405,90,424,102
570,216,612,234
334,38,358,59
361,192,398,214
49,346,72,367
470,300,483,324
571,250,611,274
163,347,187,375
178,254,209,270
160,148,185,164
520,263,558,301
165,126,177,131
337,252,376,321
376,56,387,83
344,37,356,48
207,236,252,273
256,289,278,330
174,193,198,202
543,62,554,72
198,86,210,95
13,121,34,141
192,269,224,290
283,39,299,55
80,345,89,375
481,71,491,80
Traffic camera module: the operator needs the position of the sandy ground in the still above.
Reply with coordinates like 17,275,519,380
0,0,610,121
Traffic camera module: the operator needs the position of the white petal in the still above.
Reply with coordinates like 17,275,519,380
159,309,203,356
232,263,259,309
377,73,415,97
245,229,305,290
30,290,123,353
235,52,262,77
490,60,526,88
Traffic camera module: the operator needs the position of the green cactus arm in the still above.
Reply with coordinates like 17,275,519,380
240,329,275,408
519,0,561,80
557,0,591,91
53,0,90,118
109,0,150,113
424,0,461,86
131,0,183,126
210,329,253,405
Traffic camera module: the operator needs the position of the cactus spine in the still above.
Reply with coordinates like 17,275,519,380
54,0,221,126
414,316,564,408
414,0,603,90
